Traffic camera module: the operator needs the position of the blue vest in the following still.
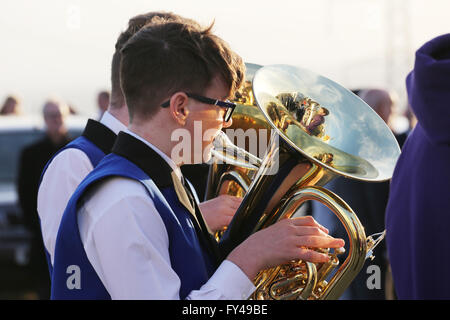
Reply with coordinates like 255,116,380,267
51,132,218,299
39,119,117,277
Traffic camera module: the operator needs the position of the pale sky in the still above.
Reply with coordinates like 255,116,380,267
1,0,449,117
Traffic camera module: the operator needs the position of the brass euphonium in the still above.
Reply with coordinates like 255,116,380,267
210,64,400,300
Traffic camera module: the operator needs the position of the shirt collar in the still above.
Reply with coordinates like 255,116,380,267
81,119,117,155
124,129,183,181
99,111,127,135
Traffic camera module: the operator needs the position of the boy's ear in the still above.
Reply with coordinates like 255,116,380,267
169,92,189,125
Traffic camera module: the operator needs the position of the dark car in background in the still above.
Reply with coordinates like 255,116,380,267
0,115,86,298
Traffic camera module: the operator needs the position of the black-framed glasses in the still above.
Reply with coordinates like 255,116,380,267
161,92,236,122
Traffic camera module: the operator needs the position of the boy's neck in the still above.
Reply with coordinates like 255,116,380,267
107,104,129,127
128,121,179,166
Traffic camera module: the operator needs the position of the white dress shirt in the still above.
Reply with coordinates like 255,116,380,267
77,130,256,300
37,111,126,265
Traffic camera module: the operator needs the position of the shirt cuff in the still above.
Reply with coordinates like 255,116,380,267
206,260,256,300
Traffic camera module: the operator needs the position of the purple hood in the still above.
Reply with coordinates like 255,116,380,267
406,33,450,145
385,33,450,299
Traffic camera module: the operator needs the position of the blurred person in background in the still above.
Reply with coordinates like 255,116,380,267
96,90,110,119
385,33,450,299
68,103,78,115
1,95,22,115
359,89,409,147
311,88,407,300
17,98,71,299
403,103,418,132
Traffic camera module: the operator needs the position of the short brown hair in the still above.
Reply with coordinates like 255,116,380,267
120,19,245,121
110,12,197,109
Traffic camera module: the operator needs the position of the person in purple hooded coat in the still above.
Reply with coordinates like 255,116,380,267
385,33,450,300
